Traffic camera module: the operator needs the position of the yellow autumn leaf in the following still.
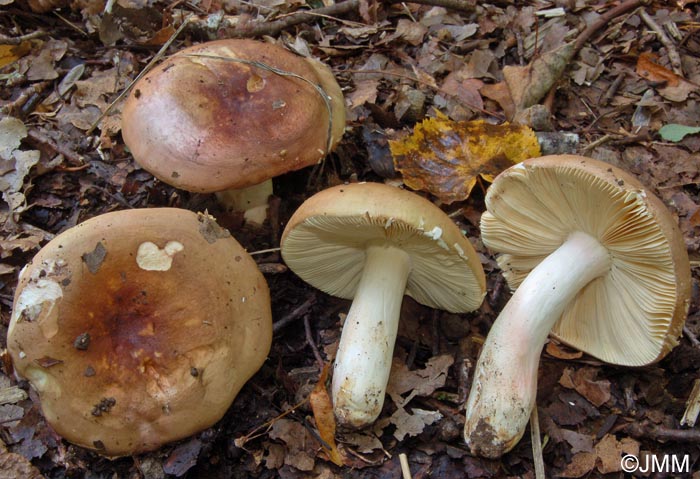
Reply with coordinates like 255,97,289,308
389,115,541,203
0,41,33,69
309,363,344,466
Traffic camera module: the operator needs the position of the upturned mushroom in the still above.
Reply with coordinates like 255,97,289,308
7,208,272,456
281,182,486,427
464,155,691,458
121,39,345,225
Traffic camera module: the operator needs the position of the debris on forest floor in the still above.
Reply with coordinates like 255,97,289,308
1,0,699,478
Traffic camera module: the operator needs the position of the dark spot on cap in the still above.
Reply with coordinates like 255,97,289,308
74,333,91,351
82,242,107,275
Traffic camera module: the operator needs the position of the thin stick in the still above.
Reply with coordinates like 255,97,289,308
638,7,683,75
399,453,412,479
0,30,48,45
530,408,546,479
304,315,325,369
249,247,281,256
273,296,317,334
86,15,194,135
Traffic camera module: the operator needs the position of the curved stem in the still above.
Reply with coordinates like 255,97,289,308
464,231,611,458
332,242,411,428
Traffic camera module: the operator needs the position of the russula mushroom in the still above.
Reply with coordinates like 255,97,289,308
7,208,272,456
281,182,486,427
121,39,346,224
464,155,691,458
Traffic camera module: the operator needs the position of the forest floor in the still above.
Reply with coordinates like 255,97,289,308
1,0,700,478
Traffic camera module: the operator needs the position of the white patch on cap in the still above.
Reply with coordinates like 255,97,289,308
11,279,63,324
424,226,443,240
136,241,184,271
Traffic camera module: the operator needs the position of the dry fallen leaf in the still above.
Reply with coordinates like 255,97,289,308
387,354,454,408
559,451,597,478
503,42,575,112
382,407,442,441
0,440,44,479
594,434,639,474
390,115,541,203
309,363,344,466
636,52,699,102
559,367,611,407
268,419,318,472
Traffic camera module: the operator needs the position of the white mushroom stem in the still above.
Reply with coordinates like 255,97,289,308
464,231,611,458
332,242,411,428
215,179,273,225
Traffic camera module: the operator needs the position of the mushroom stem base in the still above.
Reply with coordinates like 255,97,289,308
464,231,611,458
215,180,273,225
332,242,411,428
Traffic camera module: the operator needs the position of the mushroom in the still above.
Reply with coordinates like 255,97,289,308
7,208,272,456
121,39,345,225
281,182,486,427
464,155,691,458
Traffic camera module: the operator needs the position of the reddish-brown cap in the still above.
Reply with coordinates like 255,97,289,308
7,208,272,456
121,39,345,192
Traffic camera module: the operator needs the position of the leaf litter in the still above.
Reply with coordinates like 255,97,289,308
1,1,699,478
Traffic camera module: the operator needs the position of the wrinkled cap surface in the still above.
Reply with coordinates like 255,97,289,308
8,208,272,456
481,155,691,366
281,182,486,313
122,39,345,192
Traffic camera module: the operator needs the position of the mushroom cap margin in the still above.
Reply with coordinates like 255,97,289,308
281,182,486,313
7,208,272,456
481,155,691,366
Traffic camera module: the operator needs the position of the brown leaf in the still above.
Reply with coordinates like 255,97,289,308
635,52,699,102
309,363,344,466
559,452,597,478
594,434,639,474
545,341,583,360
389,116,541,203
480,81,515,120
387,354,454,408
559,367,611,407
503,42,575,112
0,441,44,479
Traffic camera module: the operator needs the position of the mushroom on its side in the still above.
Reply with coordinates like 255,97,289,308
121,39,346,224
464,155,691,458
281,182,486,427
7,209,272,457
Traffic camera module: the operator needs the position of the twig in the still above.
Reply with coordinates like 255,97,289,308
600,72,625,106
273,295,317,334
86,15,194,135
544,0,647,110
0,81,51,116
683,325,700,348
249,247,281,256
26,129,84,165
581,133,615,153
234,396,309,448
182,0,474,39
530,408,546,479
0,30,48,45
680,379,700,427
399,453,413,479
638,8,683,76
624,422,700,442
304,315,325,369
573,0,648,54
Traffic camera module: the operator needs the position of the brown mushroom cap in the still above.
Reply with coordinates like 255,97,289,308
481,155,691,366
7,208,272,456
121,39,346,193
281,182,486,313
